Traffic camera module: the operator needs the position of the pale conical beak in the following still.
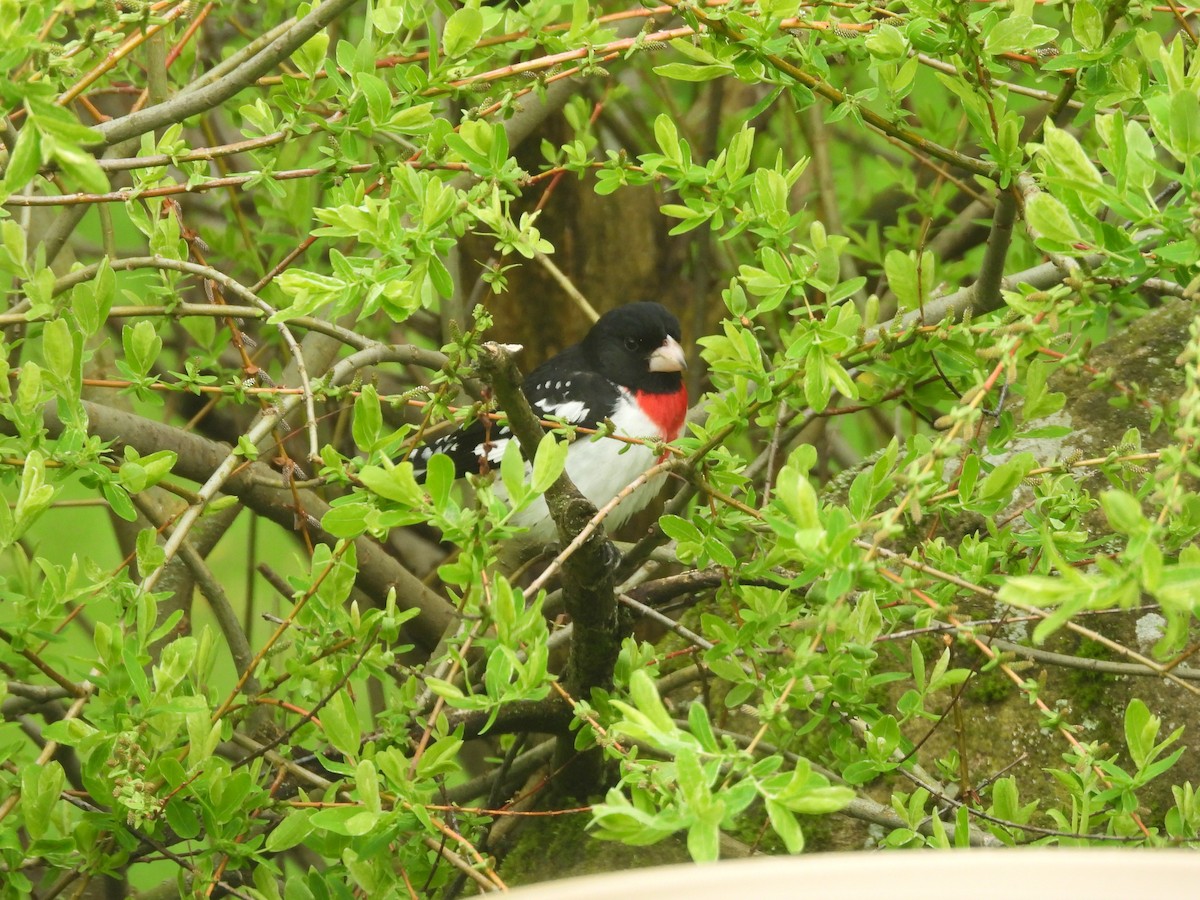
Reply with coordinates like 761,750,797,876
649,335,687,373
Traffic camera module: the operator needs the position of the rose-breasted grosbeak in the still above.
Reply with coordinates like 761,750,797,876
413,302,688,550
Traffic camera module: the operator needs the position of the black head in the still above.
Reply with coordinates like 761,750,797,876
580,302,686,393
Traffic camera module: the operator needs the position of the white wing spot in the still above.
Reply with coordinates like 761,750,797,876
474,440,510,464
541,399,588,422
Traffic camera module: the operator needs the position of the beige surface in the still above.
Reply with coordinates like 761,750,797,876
504,850,1200,899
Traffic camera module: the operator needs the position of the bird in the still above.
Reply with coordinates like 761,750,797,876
412,302,688,554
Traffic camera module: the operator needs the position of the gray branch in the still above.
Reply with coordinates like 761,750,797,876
474,342,623,793
33,394,457,652
93,0,362,148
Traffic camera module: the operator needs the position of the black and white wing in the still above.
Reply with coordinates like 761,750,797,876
411,363,620,480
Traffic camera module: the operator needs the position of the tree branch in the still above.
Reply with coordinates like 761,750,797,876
31,397,457,651
474,342,622,793
92,0,363,148
966,187,1018,312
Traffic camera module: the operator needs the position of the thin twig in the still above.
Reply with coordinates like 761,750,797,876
534,252,600,323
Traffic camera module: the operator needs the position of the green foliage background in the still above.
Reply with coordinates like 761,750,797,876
2,0,1200,895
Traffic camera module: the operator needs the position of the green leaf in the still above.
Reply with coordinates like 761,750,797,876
1021,361,1066,420
373,0,404,33
122,320,163,377
500,437,528,505
628,669,674,733
490,579,518,640
272,270,345,323
356,759,381,813
73,257,114,336
985,15,1032,55
1025,191,1083,247
311,806,379,836
653,114,681,161
685,810,721,862
443,6,483,58
314,542,357,611
323,690,361,761
21,761,64,842
785,784,856,815
1000,574,1080,610
425,452,455,511
389,101,435,134
50,139,109,193
911,641,926,692
0,220,28,276
977,452,1035,503
865,23,907,60
41,717,96,746
30,100,103,144
804,349,832,412
835,763,883,782
3,122,42,190
675,747,708,809
590,787,681,846
120,449,177,492
1101,490,1146,538
776,464,819,531
891,55,920,93
652,63,730,82
122,639,151,705
157,757,187,789
1155,242,1200,265
884,249,930,312
353,385,383,452
1124,698,1156,769
356,72,393,126
424,677,464,701
1169,89,1200,159
1155,565,1200,610
957,453,979,503
102,481,137,522
235,436,259,461
823,355,858,402
1041,122,1103,192
928,649,969,691
416,734,463,779
292,31,329,80
135,527,166,576
666,36,722,65
164,798,201,839
14,450,55,538
359,462,424,506
687,701,718,752
766,799,804,853
321,500,370,538
41,317,75,384
530,431,566,493
660,514,703,545
1071,0,1103,52
266,809,315,851
724,126,755,182
998,564,1130,643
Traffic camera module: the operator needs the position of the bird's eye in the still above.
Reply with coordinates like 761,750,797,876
624,336,640,351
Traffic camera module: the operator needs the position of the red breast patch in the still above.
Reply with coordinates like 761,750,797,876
635,387,688,442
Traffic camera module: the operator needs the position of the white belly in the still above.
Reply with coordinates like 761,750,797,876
506,389,669,544
509,438,664,540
